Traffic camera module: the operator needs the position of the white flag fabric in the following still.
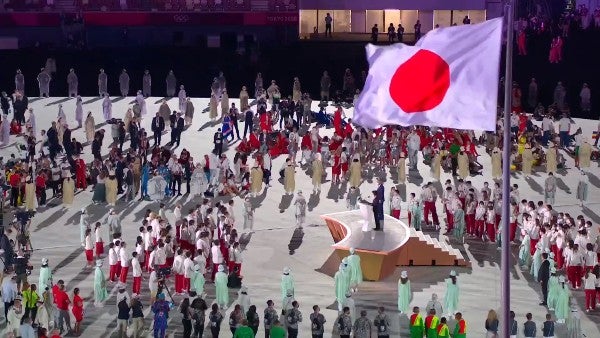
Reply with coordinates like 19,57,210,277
353,18,503,131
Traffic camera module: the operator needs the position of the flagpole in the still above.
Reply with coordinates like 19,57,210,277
501,0,515,337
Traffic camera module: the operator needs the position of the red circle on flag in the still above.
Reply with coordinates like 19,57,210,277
389,49,451,113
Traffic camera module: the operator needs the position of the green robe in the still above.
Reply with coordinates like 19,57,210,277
443,279,459,315
38,266,52,295
94,267,109,304
281,274,295,305
191,271,205,296
397,280,411,313
410,204,423,230
347,254,363,287
547,275,559,310
555,285,571,320
518,235,532,267
452,209,465,240
334,268,350,305
215,271,229,308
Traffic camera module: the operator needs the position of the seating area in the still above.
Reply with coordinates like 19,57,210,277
2,0,296,11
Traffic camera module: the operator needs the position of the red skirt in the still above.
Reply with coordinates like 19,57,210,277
85,249,93,263
391,209,400,219
95,242,104,256
72,307,84,322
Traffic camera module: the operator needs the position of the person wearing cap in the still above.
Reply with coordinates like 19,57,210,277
38,257,53,297
215,264,229,309
397,270,411,314
7,296,24,336
346,248,363,293
443,271,459,316
294,190,307,228
281,267,295,306
190,264,206,297
94,260,109,307
151,293,171,338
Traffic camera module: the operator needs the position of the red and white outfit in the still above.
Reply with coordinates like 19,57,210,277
211,244,224,281
94,227,104,257
474,205,486,238
108,246,119,282
390,194,401,219
583,249,598,273
84,234,94,265
119,247,130,283
583,273,597,311
182,257,194,292
485,208,496,242
172,254,185,293
565,249,584,289
131,256,142,294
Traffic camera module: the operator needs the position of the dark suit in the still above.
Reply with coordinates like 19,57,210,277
374,184,385,230
151,116,165,146
243,109,253,139
171,117,184,147
214,131,223,156
47,127,60,159
538,259,550,304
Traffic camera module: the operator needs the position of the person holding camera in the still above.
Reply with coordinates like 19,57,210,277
14,250,31,292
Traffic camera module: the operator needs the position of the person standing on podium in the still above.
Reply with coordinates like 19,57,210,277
373,178,385,231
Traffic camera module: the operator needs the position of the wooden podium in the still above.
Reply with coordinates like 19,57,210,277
321,210,468,281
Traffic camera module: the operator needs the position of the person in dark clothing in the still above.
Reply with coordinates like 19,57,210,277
129,120,139,151
0,91,11,116
63,127,73,158
243,108,253,139
214,128,223,156
115,159,125,194
46,122,60,160
117,296,131,337
13,94,28,125
171,112,184,147
538,252,550,305
151,113,165,147
229,103,240,140
371,24,379,43
92,137,102,160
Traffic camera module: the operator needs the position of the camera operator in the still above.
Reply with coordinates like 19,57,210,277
14,249,32,292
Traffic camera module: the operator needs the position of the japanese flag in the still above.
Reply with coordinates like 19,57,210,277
353,17,503,131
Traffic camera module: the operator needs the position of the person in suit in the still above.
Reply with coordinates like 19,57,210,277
171,112,184,147
375,177,385,230
243,107,253,139
537,252,550,305
213,128,223,156
151,112,165,147
371,190,382,230
229,103,240,140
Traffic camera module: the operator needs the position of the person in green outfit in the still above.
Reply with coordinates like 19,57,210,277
269,319,287,338
215,264,229,309
234,319,255,338
452,204,465,243
409,306,424,338
436,317,450,338
346,248,363,293
424,308,439,338
453,312,466,338
397,271,412,314
443,271,459,316
94,259,109,307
